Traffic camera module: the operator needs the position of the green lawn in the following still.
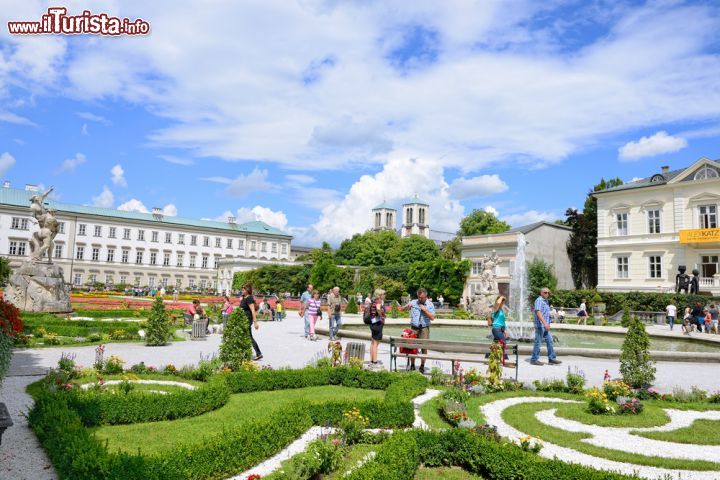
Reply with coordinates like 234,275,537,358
92,386,385,455
325,444,377,479
415,467,483,479
501,401,720,471
635,419,720,445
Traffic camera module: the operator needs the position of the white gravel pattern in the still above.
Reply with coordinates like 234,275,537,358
536,407,720,460
481,396,720,480
233,389,441,479
79,379,197,390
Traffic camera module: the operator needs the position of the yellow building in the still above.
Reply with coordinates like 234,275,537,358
594,158,720,295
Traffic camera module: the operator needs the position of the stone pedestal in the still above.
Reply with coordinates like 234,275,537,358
4,261,71,313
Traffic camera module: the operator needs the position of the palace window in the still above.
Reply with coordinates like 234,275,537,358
215,237,221,248
189,254,196,268
151,231,159,242
647,210,661,234
227,238,233,249
123,228,131,240
693,165,719,180
91,247,100,261
75,246,84,260
163,253,171,266
54,244,63,259
165,232,172,243
190,235,197,246
203,236,210,247
201,256,209,269
9,240,27,256
94,225,102,237
58,222,65,234
109,227,116,238
150,252,157,265
121,249,129,263
616,212,628,236
135,251,144,264
178,234,185,245
616,257,629,279
699,205,718,229
78,224,86,236
649,256,662,279
138,230,145,241
177,253,184,267
11,217,29,230
107,249,115,262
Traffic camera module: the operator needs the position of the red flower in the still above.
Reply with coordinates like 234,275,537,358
0,299,23,337
247,475,262,480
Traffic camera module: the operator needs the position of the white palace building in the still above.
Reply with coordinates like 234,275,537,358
594,158,720,295
0,183,292,292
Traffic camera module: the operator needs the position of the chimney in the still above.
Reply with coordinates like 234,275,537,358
152,207,162,215
25,184,38,192
2,181,9,188
227,216,236,224
661,165,669,174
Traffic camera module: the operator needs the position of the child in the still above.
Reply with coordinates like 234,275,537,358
275,300,284,321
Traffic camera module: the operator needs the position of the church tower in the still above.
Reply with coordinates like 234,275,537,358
371,201,397,232
401,195,430,238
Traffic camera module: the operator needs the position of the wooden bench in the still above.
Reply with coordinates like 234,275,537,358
389,337,519,381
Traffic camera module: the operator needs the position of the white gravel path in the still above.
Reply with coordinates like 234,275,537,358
481,396,720,480
536,407,720,460
79,379,197,390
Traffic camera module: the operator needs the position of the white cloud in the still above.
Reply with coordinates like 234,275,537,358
218,206,288,230
484,205,499,217
285,174,316,185
56,153,86,174
81,123,88,135
158,154,194,166
0,152,17,178
449,175,508,199
76,112,111,125
502,210,558,227
117,198,149,213
91,186,114,208
630,176,643,183
304,157,464,245
290,187,343,210
618,131,687,161
162,204,178,216
41,1,720,173
0,111,36,126
111,164,127,187
202,167,273,197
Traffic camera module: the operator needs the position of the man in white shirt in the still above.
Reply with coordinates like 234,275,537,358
666,303,677,331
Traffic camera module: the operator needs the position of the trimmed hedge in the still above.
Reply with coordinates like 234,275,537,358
349,429,640,480
66,375,230,426
28,367,427,480
552,290,720,316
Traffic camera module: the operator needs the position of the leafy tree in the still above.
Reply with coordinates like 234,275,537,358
333,231,401,266
233,264,311,294
374,275,406,301
334,234,364,265
375,263,410,283
309,243,341,293
407,258,471,305
0,257,11,285
145,296,172,346
388,235,439,265
440,237,461,260
620,313,656,389
527,258,558,303
219,309,253,369
457,209,510,237
566,177,623,288
354,267,376,296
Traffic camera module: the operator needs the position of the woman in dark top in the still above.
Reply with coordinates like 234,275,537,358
368,288,386,365
692,303,705,333
240,283,262,360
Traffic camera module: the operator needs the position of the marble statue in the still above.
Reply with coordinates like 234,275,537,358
5,187,71,312
470,250,500,317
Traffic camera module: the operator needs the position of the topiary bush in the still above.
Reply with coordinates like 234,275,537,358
219,309,253,370
145,296,172,346
0,298,22,385
620,315,656,389
345,297,358,314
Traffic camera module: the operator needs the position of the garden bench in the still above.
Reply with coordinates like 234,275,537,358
389,337,518,381
344,342,365,364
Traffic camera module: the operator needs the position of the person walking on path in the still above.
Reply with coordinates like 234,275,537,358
239,283,262,360
305,291,322,341
531,287,561,366
327,286,343,340
368,288,386,366
221,295,234,328
577,298,588,325
692,302,705,333
275,300,284,322
399,288,435,373
682,306,692,334
709,303,719,334
488,295,511,367
172,288,179,302
299,284,314,338
666,302,677,331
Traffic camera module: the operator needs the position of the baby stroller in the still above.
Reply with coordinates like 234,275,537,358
400,328,418,371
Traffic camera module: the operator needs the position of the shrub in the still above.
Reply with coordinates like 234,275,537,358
486,343,504,391
145,296,172,346
616,397,644,415
566,369,586,394
101,355,125,375
345,297,358,314
271,438,346,479
339,407,369,444
441,399,468,426
603,380,631,401
619,315,656,389
519,435,543,454
586,387,615,415
219,309,253,370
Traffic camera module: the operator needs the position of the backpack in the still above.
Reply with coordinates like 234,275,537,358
363,305,372,324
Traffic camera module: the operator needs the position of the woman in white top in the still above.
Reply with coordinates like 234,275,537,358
577,299,588,325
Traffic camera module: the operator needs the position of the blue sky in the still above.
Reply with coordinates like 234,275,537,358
1,0,719,246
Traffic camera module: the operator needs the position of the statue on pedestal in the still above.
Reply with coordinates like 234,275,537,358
5,187,71,313
690,269,701,294
470,251,500,317
676,265,690,294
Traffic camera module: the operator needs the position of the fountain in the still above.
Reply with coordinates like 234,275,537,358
507,233,530,340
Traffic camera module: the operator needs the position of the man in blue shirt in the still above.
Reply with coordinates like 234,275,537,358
399,288,436,373
531,287,561,366
299,284,313,338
